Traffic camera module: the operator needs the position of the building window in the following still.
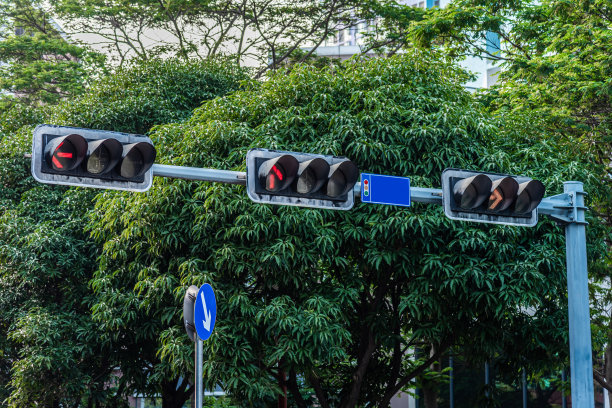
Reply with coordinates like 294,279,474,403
434,0,440,7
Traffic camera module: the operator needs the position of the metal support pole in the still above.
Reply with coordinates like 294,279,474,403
522,368,528,408
485,361,490,398
195,337,203,408
563,181,593,408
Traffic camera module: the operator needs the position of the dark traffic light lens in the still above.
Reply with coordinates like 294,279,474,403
515,180,545,214
453,174,492,209
296,167,316,194
51,140,77,171
266,163,285,191
327,170,347,197
121,148,144,178
515,192,530,214
460,184,479,208
87,145,110,174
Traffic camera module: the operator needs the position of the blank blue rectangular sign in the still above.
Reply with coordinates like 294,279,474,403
361,173,411,207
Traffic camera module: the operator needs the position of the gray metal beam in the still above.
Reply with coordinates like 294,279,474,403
152,164,246,185
152,165,576,215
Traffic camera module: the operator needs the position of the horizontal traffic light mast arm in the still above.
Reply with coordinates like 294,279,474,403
152,164,577,221
152,164,247,185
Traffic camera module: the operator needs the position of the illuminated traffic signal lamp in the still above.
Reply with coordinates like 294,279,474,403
246,149,359,210
31,124,156,191
442,169,545,226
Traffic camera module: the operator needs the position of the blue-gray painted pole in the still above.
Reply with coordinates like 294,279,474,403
449,354,455,408
522,369,528,408
564,181,594,408
195,337,203,408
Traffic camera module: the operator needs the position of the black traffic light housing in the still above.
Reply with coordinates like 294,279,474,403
31,124,156,191
442,168,545,227
246,148,359,210
183,285,199,342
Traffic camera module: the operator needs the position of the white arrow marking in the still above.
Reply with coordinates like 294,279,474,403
200,292,212,331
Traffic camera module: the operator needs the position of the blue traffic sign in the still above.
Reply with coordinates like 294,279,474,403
361,173,411,207
194,284,217,341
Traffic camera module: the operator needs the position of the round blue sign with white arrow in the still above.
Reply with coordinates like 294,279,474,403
193,283,217,341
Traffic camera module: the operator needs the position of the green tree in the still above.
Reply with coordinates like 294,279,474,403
408,0,612,401
86,51,605,408
0,0,106,108
51,0,365,75
0,58,247,407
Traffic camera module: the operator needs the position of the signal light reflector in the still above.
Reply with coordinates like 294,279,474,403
442,168,545,227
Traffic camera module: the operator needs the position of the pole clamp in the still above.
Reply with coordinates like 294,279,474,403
538,191,588,225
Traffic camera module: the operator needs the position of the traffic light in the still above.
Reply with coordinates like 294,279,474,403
31,124,156,191
442,168,545,226
183,285,199,342
246,148,359,210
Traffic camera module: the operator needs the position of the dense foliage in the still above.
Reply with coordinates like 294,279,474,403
0,0,106,108
0,58,247,407
406,0,612,398
84,51,606,408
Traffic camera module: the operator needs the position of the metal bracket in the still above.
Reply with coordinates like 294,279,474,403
537,191,588,225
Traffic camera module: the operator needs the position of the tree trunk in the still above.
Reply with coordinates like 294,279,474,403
278,368,287,408
423,345,440,408
161,377,192,408
423,386,439,408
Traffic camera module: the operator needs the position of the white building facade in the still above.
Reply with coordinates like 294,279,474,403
312,0,500,90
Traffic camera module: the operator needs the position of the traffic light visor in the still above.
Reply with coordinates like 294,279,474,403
120,142,157,178
183,285,199,342
515,180,545,214
453,174,491,209
488,177,519,212
259,155,298,192
46,133,87,171
86,138,122,175
326,160,359,198
295,158,330,194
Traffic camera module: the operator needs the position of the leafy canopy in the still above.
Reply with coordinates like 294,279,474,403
85,51,602,408
0,58,247,407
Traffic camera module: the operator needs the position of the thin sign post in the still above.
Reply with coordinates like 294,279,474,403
193,284,217,408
